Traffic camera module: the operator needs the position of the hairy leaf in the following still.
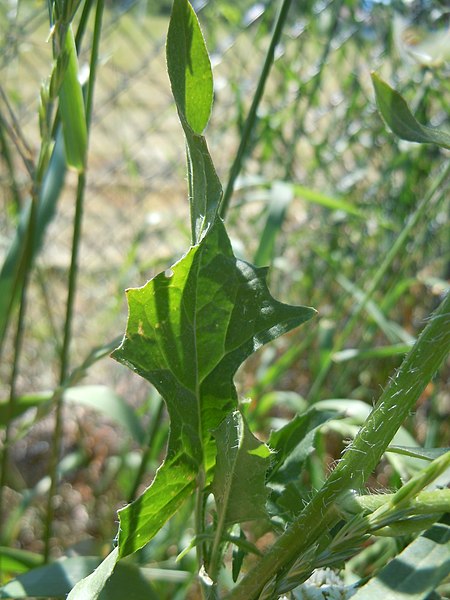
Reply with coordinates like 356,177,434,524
371,73,450,149
212,411,271,527
112,218,315,556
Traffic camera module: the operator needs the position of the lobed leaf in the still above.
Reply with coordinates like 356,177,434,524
112,218,316,557
371,73,450,149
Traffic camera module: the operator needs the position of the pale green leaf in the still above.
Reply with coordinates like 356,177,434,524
387,446,450,462
66,549,117,600
351,524,450,600
212,411,271,526
371,73,450,149
64,385,146,444
112,218,316,557
59,27,88,171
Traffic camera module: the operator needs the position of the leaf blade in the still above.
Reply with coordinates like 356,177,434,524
371,73,450,149
112,219,316,557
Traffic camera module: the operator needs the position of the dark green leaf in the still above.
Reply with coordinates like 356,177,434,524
112,218,316,557
371,73,450,149
268,408,336,481
212,411,271,526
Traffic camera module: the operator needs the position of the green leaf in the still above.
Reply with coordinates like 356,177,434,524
66,549,117,600
0,557,102,598
254,181,293,267
351,523,450,600
268,408,336,482
387,446,450,462
112,218,316,557
59,26,88,171
64,385,146,444
0,547,43,576
0,385,145,444
371,73,450,149
166,0,213,134
166,0,221,244
212,411,271,527
292,183,365,218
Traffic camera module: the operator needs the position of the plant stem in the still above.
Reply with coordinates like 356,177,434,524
43,0,104,562
219,0,293,219
308,160,450,401
226,290,450,599
0,202,36,581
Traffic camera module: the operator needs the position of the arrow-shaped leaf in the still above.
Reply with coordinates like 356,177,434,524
112,218,316,557
371,73,450,149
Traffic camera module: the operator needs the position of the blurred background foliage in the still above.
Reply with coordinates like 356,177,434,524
0,0,449,590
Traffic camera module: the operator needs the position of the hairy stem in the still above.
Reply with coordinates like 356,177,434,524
226,291,450,599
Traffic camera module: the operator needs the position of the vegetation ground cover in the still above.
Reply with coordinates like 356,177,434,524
0,0,449,598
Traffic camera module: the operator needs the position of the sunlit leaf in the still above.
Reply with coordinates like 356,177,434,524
371,73,450,149
351,523,450,600
166,0,213,134
112,218,316,557
58,27,88,171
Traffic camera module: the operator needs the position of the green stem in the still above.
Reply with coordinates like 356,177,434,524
43,0,104,562
0,203,37,582
308,160,450,401
226,291,450,599
219,0,293,219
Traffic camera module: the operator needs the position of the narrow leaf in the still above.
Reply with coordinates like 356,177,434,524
212,411,271,526
66,549,118,600
387,446,450,462
166,0,221,243
59,27,88,171
112,218,316,557
268,408,336,481
371,73,450,149
254,181,293,267
292,183,365,218
0,132,66,349
166,0,213,134
351,524,450,600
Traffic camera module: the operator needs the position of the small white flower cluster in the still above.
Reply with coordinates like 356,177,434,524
279,569,357,600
